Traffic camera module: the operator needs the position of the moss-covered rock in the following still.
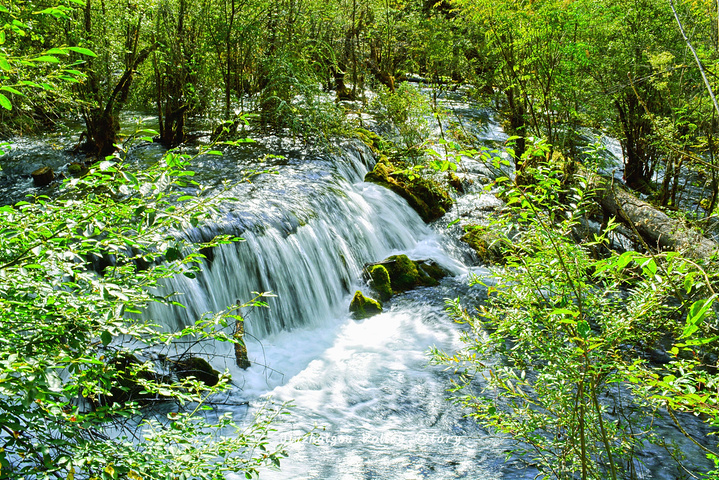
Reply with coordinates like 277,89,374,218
379,254,448,292
68,162,89,177
355,128,387,153
173,356,221,387
447,171,465,193
368,264,393,301
461,225,508,265
364,161,453,222
349,290,383,319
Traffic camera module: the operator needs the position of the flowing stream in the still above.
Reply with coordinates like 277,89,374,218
1,102,715,478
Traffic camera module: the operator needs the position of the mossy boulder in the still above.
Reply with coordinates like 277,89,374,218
355,128,387,153
447,171,465,193
368,264,393,301
374,254,448,293
364,161,453,222
349,290,383,319
68,162,88,177
461,225,508,265
172,356,221,387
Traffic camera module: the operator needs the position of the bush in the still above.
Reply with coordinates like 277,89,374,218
0,142,287,479
369,82,433,149
435,143,719,478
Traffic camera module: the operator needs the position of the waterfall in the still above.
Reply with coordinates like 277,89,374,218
145,141,464,338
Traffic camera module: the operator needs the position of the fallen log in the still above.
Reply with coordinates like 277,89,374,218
584,169,718,259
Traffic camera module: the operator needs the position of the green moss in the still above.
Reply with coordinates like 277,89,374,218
380,255,448,292
68,162,87,177
417,261,445,285
385,254,420,291
369,264,393,301
447,171,465,193
364,161,454,223
355,128,386,152
349,290,383,319
461,225,507,265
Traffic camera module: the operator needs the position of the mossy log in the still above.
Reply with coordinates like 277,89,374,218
584,168,718,259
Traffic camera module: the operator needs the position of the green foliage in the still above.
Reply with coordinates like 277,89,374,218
258,47,349,140
0,144,288,479
370,82,433,149
0,1,94,126
436,143,719,478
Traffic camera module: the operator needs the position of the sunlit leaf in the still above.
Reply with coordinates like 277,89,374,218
0,93,11,110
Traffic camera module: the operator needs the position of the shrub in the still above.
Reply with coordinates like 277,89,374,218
0,141,287,479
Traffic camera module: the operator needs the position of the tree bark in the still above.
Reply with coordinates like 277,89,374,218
82,42,159,158
586,169,718,259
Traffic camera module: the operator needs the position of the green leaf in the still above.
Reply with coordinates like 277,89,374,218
31,56,61,63
45,48,68,55
681,295,717,339
0,56,10,71
0,93,11,111
67,46,97,57
100,330,112,346
577,320,591,339
1,86,24,96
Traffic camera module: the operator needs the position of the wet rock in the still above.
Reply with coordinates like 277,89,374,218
447,171,465,193
370,255,448,293
68,162,88,177
365,160,453,222
106,353,168,406
31,166,54,186
460,225,508,265
172,356,221,386
349,290,383,319
368,264,393,301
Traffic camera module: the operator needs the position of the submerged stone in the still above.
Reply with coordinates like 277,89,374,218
349,290,383,319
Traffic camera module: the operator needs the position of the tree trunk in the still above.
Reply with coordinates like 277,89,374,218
82,43,158,159
615,96,655,192
586,168,718,259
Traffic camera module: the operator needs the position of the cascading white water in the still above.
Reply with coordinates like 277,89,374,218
144,143,464,338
